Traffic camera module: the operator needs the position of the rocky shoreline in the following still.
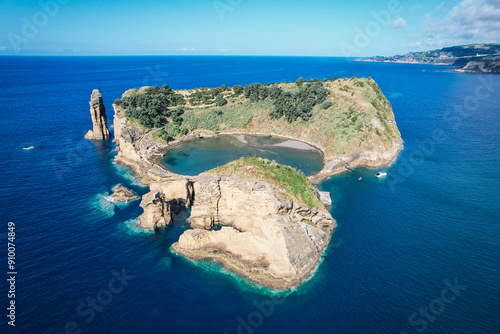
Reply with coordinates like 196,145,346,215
135,163,335,290
112,104,402,185
109,79,402,290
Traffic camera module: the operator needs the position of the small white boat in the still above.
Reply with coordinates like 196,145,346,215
375,171,387,177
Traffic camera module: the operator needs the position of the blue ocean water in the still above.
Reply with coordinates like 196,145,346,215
0,56,499,334
162,135,324,176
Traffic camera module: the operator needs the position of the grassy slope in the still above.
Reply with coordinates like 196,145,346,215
143,77,400,157
206,156,325,210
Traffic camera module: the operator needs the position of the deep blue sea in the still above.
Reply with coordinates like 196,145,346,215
0,56,499,334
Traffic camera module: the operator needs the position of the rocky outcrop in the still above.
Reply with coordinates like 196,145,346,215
309,140,402,183
456,61,500,74
109,184,138,203
138,172,336,290
85,89,111,140
112,107,178,184
139,178,194,229
318,191,332,206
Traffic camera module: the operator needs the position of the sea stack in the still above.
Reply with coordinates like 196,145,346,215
85,89,111,140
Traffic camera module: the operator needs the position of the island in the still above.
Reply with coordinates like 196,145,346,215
109,184,138,203
356,43,500,74
85,89,111,140
109,76,403,290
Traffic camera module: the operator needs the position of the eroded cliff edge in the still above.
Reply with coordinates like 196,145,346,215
138,157,336,290
112,77,403,184
85,89,111,140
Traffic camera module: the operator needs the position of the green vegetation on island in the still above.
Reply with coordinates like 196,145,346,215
115,79,328,128
114,85,186,128
207,156,324,209
114,76,400,156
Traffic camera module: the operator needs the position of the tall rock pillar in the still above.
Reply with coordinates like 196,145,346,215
85,89,111,140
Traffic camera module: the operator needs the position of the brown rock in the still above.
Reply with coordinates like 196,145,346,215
109,184,138,203
138,178,194,230
85,89,111,140
139,174,336,289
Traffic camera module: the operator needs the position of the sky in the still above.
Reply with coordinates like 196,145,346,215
0,0,499,56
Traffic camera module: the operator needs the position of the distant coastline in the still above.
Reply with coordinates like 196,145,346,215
355,43,500,74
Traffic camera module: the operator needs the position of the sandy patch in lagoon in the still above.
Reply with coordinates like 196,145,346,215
268,140,317,151
234,135,316,151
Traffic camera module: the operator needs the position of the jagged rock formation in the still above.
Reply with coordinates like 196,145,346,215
137,163,336,290
109,184,139,203
139,178,193,229
85,89,111,140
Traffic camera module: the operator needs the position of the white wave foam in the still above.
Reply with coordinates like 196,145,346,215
112,162,143,186
89,192,116,218
121,218,154,235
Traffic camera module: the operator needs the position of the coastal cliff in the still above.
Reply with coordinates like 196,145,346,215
139,157,336,290
455,60,500,74
112,77,402,183
85,89,111,140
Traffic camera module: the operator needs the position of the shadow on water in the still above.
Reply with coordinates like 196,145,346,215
90,138,113,157
145,209,193,270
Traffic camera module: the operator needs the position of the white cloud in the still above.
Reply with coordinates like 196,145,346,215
392,17,407,31
182,47,195,52
0,46,6,51
413,0,500,49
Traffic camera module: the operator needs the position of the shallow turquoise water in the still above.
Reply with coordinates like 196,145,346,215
162,135,324,176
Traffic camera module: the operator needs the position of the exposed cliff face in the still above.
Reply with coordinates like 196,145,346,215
457,61,500,74
309,141,402,183
138,172,335,290
139,178,193,229
85,89,111,140
112,107,175,183
113,104,401,184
